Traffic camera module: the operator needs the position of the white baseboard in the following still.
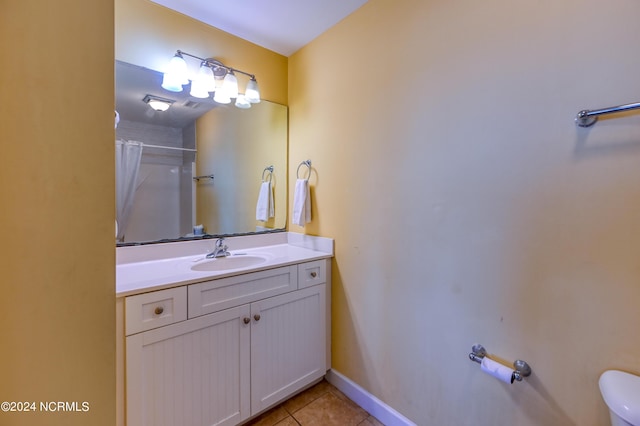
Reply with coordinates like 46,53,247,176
325,369,416,426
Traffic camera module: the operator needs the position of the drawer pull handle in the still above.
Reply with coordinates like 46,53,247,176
310,272,317,278
154,306,164,315
254,314,261,322
243,317,251,325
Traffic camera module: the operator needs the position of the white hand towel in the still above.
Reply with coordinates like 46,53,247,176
256,181,274,222
292,179,311,226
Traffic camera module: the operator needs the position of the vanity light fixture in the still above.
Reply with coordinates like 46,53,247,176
190,62,216,98
162,50,261,108
142,94,174,112
245,77,261,104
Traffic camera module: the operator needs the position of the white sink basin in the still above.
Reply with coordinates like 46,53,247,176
190,255,268,272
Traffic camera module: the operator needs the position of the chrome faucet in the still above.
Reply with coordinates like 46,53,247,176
206,237,230,259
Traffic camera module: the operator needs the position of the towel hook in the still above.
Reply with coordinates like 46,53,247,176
297,160,311,180
262,165,274,183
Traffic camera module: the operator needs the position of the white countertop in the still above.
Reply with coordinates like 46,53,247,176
116,233,333,297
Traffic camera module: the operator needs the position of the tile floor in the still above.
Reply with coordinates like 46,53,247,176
243,379,385,426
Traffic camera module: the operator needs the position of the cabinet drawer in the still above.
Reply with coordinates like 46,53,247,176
188,266,297,318
125,287,187,335
298,260,326,289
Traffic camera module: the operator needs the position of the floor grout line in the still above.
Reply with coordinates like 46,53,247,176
246,379,381,426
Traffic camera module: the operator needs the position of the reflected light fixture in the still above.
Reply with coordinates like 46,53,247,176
213,87,231,104
235,94,251,109
162,50,260,109
161,52,189,92
143,94,174,112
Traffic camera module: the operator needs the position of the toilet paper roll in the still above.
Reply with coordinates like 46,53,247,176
481,357,514,384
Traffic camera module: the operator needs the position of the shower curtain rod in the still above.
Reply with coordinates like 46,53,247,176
575,101,640,127
141,143,197,152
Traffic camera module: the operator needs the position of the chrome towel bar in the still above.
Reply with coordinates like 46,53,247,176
193,174,214,182
575,101,640,127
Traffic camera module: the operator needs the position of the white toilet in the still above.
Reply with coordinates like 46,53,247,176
600,370,640,426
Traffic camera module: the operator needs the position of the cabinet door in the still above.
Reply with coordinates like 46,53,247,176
250,284,326,415
127,305,251,426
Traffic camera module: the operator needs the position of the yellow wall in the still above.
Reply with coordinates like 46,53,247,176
115,0,288,105
0,1,115,425
289,0,640,424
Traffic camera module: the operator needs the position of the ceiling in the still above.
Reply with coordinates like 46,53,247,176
116,60,218,128
149,0,369,56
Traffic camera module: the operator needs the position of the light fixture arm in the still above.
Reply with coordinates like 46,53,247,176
176,50,256,80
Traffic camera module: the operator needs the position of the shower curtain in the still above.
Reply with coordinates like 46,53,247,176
115,140,143,242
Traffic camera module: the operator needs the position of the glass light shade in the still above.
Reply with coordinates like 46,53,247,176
213,88,231,104
189,81,209,98
170,54,189,84
245,78,261,103
195,63,216,91
161,54,189,92
235,94,251,109
148,100,171,111
161,74,184,92
190,64,214,98
222,72,239,99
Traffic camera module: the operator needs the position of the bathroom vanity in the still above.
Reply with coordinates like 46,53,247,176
116,233,333,426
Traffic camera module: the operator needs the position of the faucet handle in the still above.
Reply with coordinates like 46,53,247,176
215,237,225,248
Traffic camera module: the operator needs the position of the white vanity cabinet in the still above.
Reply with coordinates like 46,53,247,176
250,284,326,414
122,259,329,426
126,304,251,426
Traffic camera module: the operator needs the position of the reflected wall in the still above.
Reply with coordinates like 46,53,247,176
196,102,288,235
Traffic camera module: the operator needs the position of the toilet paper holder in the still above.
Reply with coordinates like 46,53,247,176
468,344,532,382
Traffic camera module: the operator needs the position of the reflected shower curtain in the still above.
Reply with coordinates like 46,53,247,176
115,140,143,242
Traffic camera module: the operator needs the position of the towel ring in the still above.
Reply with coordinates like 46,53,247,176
262,165,274,183
297,160,311,179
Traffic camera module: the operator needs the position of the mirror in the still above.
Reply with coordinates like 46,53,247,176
115,60,287,245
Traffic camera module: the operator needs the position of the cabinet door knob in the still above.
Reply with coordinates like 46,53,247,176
253,314,261,322
243,317,251,325
154,306,164,315
310,272,317,278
